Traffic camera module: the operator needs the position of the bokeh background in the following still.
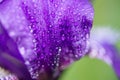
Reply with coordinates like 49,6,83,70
59,0,120,80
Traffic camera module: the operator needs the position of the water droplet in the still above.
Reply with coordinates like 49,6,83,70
56,63,59,67
86,33,89,39
30,29,33,33
19,47,25,55
81,34,83,37
52,64,54,66
61,34,65,41
75,55,79,58
25,61,30,65
42,65,44,68
33,39,36,43
55,4,58,8
9,31,15,36
49,25,52,28
58,48,61,52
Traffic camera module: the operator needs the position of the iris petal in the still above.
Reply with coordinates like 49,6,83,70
20,0,94,79
88,27,120,79
103,43,120,79
0,0,94,79
0,22,32,80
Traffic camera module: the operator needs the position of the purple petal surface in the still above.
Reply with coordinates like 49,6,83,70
0,0,94,79
103,43,120,79
0,21,33,80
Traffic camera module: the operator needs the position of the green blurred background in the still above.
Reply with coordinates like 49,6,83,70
93,0,120,28
59,0,120,80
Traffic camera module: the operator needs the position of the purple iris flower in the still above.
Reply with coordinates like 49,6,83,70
88,27,120,79
0,0,94,80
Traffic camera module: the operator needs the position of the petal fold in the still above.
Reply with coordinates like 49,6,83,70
0,22,32,80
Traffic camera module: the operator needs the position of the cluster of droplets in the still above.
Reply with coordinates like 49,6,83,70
19,0,93,79
1,75,18,80
0,73,18,80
